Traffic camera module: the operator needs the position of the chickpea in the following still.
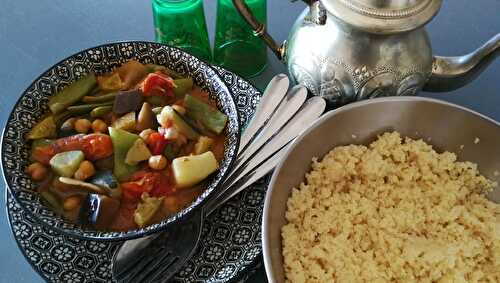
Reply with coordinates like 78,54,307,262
63,196,81,211
74,118,91,133
61,118,76,131
148,155,167,170
26,162,48,181
74,160,96,181
139,129,155,141
172,105,186,115
91,119,107,133
163,127,179,140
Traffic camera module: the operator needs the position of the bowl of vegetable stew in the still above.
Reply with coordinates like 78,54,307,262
1,41,240,241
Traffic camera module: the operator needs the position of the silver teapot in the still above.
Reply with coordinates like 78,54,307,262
233,0,500,107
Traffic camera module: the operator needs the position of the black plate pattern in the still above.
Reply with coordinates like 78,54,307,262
7,66,268,282
1,42,240,241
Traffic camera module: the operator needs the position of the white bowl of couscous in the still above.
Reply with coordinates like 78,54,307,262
263,97,500,283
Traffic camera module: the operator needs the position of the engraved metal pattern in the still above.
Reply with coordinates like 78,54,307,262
7,66,267,282
289,53,429,106
1,42,240,241
338,0,432,19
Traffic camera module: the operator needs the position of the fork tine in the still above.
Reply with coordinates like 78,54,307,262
136,254,179,283
117,246,166,282
147,255,181,283
113,246,153,279
130,251,175,283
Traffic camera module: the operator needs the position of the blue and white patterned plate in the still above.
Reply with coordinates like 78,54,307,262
1,41,240,241
7,66,268,282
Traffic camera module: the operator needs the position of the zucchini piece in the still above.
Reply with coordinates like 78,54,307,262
49,150,85,177
125,139,152,166
134,193,164,228
112,112,136,131
136,102,154,132
172,151,218,188
193,136,214,155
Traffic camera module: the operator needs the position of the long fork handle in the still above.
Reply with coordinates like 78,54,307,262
205,96,326,215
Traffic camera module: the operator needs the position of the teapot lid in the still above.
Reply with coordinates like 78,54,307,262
321,0,442,34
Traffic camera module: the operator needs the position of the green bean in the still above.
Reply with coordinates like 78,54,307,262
184,95,228,134
90,106,113,118
48,73,97,114
67,102,113,115
82,92,117,103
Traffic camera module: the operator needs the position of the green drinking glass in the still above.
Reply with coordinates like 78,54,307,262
213,0,267,78
152,0,212,61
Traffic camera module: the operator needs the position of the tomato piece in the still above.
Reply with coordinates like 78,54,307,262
81,134,113,160
128,170,151,181
122,170,174,200
52,134,113,161
121,181,146,202
150,173,174,197
146,132,168,155
32,146,57,165
53,134,83,152
141,72,174,97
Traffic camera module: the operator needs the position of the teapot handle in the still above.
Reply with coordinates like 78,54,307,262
232,0,285,60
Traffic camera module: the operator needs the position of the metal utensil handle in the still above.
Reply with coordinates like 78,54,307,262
208,143,290,215
238,74,289,153
225,96,326,189
227,85,307,181
205,96,326,215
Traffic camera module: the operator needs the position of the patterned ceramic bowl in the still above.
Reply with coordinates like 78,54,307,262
1,41,240,241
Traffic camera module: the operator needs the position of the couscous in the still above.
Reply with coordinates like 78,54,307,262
282,132,500,282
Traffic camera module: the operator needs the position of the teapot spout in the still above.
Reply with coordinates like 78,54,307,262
424,33,500,92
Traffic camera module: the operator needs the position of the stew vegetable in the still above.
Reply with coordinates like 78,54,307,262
26,60,228,231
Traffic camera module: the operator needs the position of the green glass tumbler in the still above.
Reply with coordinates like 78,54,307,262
152,0,212,61
214,0,267,78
